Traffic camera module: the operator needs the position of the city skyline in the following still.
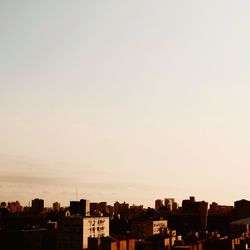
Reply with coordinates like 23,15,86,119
0,194,246,209
1,1,250,207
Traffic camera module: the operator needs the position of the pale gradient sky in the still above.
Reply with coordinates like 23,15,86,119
1,0,250,207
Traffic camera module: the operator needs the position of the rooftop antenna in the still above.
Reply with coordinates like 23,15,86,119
76,184,78,201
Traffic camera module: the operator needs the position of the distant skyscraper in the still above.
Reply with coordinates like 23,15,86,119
155,199,163,211
53,202,60,212
31,198,44,214
70,199,90,216
99,202,108,214
90,202,100,216
164,198,175,211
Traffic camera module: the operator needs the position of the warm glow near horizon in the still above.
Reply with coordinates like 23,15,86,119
1,1,250,207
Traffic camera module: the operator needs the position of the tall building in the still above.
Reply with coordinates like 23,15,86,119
31,198,44,214
199,201,208,233
90,202,100,216
106,205,113,217
70,199,90,216
181,197,208,233
53,202,60,212
164,198,175,211
155,199,163,211
57,216,109,250
99,202,107,214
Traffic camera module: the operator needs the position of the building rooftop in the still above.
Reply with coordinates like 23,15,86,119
231,217,250,225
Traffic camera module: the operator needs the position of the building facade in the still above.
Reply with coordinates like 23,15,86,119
57,216,109,250
131,219,168,239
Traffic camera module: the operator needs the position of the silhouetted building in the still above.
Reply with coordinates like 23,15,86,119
52,202,60,212
182,197,199,213
7,201,23,212
171,197,208,233
209,202,233,215
99,202,107,214
155,199,163,211
70,199,90,216
114,202,129,219
106,205,114,217
90,202,113,217
129,204,143,216
234,199,250,219
164,198,178,212
199,201,208,233
90,202,100,216
31,198,44,214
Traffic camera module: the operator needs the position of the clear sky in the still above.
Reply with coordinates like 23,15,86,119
1,0,250,207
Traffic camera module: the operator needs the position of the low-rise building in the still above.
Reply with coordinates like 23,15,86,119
131,219,168,239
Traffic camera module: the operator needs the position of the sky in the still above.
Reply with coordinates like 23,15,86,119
1,0,250,207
